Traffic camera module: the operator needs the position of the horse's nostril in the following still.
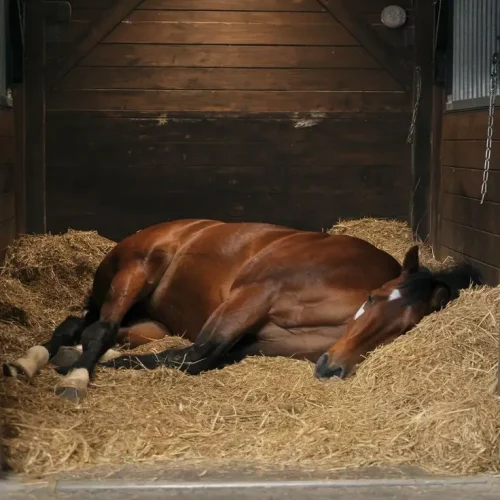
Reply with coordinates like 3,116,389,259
314,353,347,380
329,364,346,379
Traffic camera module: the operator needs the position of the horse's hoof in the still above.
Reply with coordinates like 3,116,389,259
3,362,30,379
50,346,82,369
55,368,89,401
55,385,87,401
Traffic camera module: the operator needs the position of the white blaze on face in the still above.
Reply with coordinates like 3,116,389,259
354,301,367,320
388,289,402,301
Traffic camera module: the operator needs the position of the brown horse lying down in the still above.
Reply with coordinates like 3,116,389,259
3,219,480,400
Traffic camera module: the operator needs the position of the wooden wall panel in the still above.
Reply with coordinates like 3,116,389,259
45,0,413,240
46,111,411,241
0,106,16,263
439,110,500,285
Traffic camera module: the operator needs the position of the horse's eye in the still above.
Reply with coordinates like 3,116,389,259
367,295,375,304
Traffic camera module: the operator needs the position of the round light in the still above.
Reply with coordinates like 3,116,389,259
380,5,407,29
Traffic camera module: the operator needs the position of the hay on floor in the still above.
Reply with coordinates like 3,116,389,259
0,219,499,478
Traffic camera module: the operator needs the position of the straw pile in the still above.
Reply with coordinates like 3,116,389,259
0,219,499,479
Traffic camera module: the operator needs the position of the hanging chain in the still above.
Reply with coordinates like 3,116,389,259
480,52,499,204
407,66,422,144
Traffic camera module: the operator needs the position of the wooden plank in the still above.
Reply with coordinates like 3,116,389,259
438,245,500,286
47,90,410,112
0,192,15,223
81,45,378,69
43,1,72,23
47,140,409,168
409,0,435,242
46,111,412,144
127,11,333,23
0,165,13,193
441,166,500,203
317,0,410,90
13,85,26,234
67,0,114,8
441,193,500,236
47,188,408,242
443,110,500,141
0,138,15,164
47,164,409,196
430,86,444,255
25,0,47,233
47,0,146,89
441,140,500,170
104,23,357,45
60,67,399,92
140,0,325,11
440,219,500,269
0,217,16,252
0,108,14,137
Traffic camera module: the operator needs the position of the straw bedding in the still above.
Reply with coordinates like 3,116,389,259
0,219,499,478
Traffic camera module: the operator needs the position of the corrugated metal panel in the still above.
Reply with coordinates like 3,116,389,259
452,0,500,102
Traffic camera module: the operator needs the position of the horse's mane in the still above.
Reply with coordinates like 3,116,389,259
397,262,483,306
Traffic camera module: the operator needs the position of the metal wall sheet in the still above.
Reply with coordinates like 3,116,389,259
452,0,500,102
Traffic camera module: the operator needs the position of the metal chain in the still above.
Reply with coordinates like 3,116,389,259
406,66,422,144
480,52,499,204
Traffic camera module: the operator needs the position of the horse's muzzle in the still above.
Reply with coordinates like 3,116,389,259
314,353,347,380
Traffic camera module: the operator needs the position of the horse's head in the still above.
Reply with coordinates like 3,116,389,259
314,245,482,380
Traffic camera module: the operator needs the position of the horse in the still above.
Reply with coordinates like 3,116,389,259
2,219,480,401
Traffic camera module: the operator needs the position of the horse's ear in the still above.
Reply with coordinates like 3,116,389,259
429,283,451,312
402,245,419,275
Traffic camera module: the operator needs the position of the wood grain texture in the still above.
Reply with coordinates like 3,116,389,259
47,89,409,112
0,138,15,164
441,140,500,170
0,92,17,260
127,11,333,23
139,0,326,11
440,219,500,270
48,139,409,168
443,110,500,140
441,166,500,203
317,0,410,89
0,108,15,137
0,192,15,223
0,217,16,253
104,23,357,45
47,0,145,89
80,45,379,68
60,67,399,91
46,111,412,144
46,112,410,240
441,193,500,236
437,110,500,284
25,0,47,233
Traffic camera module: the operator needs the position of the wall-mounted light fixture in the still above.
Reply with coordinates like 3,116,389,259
380,5,407,29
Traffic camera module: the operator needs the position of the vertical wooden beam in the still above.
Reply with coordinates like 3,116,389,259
13,84,25,234
429,85,444,258
410,0,435,243
24,0,46,233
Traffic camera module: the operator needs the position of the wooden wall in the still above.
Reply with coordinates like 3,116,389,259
438,109,500,285
45,0,414,241
0,105,16,263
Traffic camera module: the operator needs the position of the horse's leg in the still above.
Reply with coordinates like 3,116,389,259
54,265,155,400
2,308,98,380
93,320,172,364
102,284,273,375
53,319,171,366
